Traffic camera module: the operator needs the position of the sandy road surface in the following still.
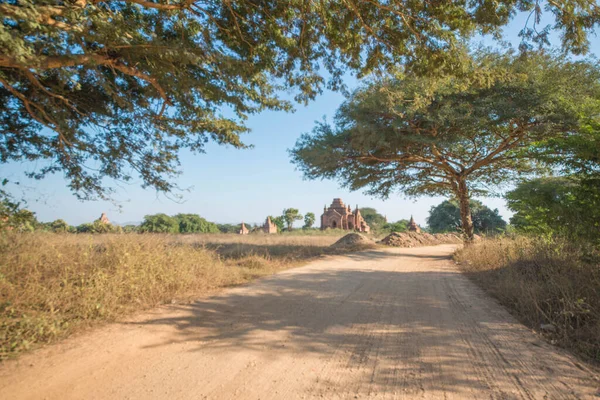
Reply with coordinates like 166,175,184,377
1,245,598,399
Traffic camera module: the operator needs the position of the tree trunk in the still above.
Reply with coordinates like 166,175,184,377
456,179,475,243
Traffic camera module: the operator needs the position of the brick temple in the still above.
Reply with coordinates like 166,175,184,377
320,198,370,232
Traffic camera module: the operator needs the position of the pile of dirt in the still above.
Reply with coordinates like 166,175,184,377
330,233,377,250
379,232,463,248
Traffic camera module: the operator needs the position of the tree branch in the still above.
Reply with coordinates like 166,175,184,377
465,126,530,174
0,76,73,148
0,54,172,110
21,70,86,117
0,4,67,17
0,3,83,31
362,0,424,41
430,144,461,174
121,0,192,11
342,0,392,49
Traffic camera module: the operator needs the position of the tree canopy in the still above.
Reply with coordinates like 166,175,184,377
506,176,600,240
138,212,218,233
0,200,39,232
174,213,219,233
541,119,600,178
358,207,410,233
47,219,70,233
359,207,387,230
217,223,241,234
291,50,600,241
139,213,179,233
282,208,303,231
427,199,506,234
303,212,316,229
2,1,599,200
384,219,409,233
76,219,120,233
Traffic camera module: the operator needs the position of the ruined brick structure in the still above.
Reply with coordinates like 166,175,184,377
239,222,249,235
408,215,421,233
263,216,278,234
98,213,110,224
320,198,370,233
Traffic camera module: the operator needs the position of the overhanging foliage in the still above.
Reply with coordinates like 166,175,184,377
291,50,600,240
2,1,599,199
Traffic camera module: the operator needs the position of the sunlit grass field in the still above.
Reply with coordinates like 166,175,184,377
0,232,347,359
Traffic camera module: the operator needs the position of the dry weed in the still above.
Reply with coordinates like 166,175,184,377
0,232,344,359
455,237,600,362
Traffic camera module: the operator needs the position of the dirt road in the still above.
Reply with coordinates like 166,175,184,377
1,245,598,399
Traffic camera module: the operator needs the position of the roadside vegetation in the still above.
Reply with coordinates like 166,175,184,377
0,231,353,360
455,237,600,362
456,175,600,362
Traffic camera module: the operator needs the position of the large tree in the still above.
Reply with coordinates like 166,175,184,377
291,51,600,241
358,207,387,230
138,213,179,233
48,218,70,233
174,213,219,233
282,208,302,231
2,1,599,200
303,212,316,229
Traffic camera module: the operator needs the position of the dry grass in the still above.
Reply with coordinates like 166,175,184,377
0,232,348,360
455,237,600,362
175,233,348,262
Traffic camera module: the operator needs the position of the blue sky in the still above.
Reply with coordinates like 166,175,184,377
4,10,599,227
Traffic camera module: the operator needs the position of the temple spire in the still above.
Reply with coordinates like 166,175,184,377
408,215,421,233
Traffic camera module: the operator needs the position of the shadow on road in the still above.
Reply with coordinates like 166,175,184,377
124,250,591,397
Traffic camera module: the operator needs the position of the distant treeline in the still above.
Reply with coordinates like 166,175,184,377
1,200,512,235
19,185,596,239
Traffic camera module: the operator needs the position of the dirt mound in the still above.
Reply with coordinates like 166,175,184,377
379,232,462,248
434,233,464,243
330,233,376,250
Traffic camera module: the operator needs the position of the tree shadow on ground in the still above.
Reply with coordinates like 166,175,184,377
199,241,458,262
124,252,595,398
342,250,455,261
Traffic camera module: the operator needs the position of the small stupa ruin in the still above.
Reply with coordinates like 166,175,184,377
263,216,278,234
239,222,249,235
408,215,421,233
98,213,110,224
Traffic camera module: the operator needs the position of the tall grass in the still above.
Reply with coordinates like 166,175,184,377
0,232,344,359
455,237,600,362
